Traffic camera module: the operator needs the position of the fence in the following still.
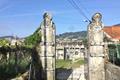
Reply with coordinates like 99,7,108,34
108,44,120,66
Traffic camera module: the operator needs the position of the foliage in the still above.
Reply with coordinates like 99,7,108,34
56,59,71,69
82,38,88,47
56,59,84,69
0,39,9,46
0,26,41,79
0,49,31,80
24,30,41,48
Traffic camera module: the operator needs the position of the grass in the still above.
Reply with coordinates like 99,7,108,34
56,59,85,69
56,59,71,69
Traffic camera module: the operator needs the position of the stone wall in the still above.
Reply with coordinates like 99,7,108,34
105,63,120,80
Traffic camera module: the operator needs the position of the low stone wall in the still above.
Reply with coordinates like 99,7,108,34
105,63,120,80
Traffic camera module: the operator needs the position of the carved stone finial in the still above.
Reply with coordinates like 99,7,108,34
43,12,52,26
88,12,103,45
92,13,102,23
43,12,52,20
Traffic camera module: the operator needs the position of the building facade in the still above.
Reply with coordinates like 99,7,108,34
56,39,85,60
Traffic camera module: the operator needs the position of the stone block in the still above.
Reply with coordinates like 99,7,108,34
90,46,104,57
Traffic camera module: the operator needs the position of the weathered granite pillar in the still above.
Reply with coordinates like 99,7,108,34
39,12,56,80
87,13,105,80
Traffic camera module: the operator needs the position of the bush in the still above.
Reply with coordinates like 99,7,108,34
0,49,31,80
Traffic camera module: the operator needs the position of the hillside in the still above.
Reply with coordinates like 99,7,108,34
56,31,87,39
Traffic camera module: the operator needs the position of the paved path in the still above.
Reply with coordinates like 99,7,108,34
57,65,87,80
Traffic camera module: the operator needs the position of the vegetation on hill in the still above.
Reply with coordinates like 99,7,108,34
24,27,41,48
114,24,120,26
56,31,87,39
0,36,15,39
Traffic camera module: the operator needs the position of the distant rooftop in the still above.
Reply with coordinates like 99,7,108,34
103,25,120,40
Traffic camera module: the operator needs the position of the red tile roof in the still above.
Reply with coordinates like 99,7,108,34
103,26,120,40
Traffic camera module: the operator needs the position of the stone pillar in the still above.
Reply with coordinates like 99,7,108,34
87,13,105,80
39,12,56,80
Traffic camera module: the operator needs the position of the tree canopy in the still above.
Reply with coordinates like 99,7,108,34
0,39,9,46
24,27,41,48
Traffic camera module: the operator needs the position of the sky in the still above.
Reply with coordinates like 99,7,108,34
0,0,120,37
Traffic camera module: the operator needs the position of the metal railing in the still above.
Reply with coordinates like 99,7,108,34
108,44,120,66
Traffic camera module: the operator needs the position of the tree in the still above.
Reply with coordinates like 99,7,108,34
0,39,9,46
82,38,88,47
24,32,41,48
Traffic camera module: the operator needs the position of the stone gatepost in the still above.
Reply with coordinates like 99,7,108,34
87,13,105,80
39,12,56,80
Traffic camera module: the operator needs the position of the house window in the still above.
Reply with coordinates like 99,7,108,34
75,51,78,55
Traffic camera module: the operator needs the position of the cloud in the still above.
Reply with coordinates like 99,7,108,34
0,5,11,12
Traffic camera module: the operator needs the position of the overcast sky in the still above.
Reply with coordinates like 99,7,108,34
0,0,120,37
